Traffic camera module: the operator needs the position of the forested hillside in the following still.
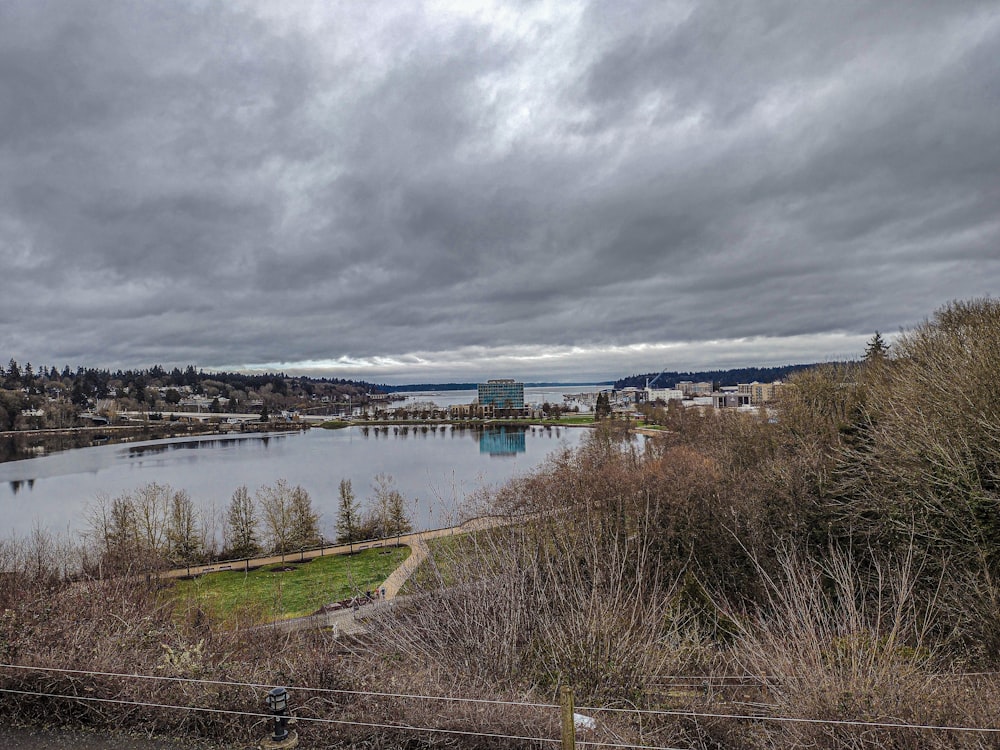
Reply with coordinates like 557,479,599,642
0,361,384,431
615,362,821,389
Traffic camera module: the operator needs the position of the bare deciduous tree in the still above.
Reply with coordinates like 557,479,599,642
257,480,294,555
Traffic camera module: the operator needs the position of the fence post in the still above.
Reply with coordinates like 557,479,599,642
560,686,575,750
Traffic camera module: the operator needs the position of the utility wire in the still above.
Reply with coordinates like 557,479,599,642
575,704,1000,734
0,687,558,745
7,663,1000,737
578,741,686,750
0,663,554,710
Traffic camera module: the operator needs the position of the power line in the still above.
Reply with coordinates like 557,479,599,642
0,687,559,745
578,742,686,750
0,663,554,710
575,704,1000,735
6,663,1000,738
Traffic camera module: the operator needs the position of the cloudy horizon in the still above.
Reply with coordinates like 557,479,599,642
2,1,998,384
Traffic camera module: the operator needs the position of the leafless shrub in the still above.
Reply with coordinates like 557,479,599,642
707,546,1000,749
369,466,711,707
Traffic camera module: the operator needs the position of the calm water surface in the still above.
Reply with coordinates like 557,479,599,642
0,425,587,538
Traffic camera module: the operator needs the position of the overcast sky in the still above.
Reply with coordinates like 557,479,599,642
1,1,998,384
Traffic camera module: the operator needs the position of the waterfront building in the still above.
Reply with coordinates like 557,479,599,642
450,403,493,419
477,379,526,416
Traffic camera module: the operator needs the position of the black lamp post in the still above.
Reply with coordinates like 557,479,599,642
262,686,297,748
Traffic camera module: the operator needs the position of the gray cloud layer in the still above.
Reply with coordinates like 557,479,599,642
1,0,998,382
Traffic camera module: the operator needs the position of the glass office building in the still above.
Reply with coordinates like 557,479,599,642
477,379,525,411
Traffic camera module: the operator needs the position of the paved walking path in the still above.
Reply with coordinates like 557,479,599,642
161,516,503,582
171,516,511,636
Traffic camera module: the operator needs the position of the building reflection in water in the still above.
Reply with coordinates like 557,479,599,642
479,426,527,456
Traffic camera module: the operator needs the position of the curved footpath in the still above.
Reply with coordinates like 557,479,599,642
161,516,502,584
164,516,509,635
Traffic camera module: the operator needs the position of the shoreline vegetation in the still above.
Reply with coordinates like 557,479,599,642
2,298,1000,749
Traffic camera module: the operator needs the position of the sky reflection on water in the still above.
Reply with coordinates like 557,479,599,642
0,425,587,539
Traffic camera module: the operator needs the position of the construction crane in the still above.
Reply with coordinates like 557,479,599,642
645,367,671,390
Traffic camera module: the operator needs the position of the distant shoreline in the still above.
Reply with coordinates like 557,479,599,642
378,381,614,392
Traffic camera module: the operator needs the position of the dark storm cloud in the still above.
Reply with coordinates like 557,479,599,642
1,0,999,382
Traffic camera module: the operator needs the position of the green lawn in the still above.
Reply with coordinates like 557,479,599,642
552,415,595,424
318,420,351,429
169,546,409,623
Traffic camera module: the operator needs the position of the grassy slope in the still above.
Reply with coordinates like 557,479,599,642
169,546,409,622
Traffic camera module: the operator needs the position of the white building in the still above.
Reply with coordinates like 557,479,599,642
645,387,685,403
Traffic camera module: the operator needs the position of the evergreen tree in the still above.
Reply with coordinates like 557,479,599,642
335,479,361,551
864,331,890,362
595,392,612,420
289,484,321,549
5,359,20,389
166,489,202,565
224,485,259,558
386,488,413,545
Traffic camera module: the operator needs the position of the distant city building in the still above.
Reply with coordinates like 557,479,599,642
478,379,524,409
713,391,752,409
738,381,783,404
645,387,685,403
477,379,526,415
677,380,714,397
450,403,493,419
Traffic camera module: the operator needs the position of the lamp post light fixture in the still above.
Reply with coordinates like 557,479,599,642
262,686,298,749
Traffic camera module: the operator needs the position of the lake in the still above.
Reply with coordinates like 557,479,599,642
0,424,589,540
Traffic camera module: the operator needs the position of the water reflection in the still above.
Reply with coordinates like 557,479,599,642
8,478,35,495
358,424,534,455
126,435,280,458
479,426,526,456
0,425,589,537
